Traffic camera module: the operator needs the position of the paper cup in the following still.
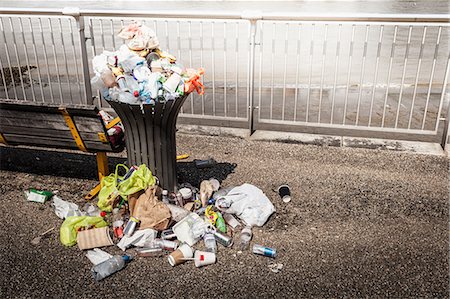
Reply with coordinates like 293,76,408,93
168,244,193,267
194,250,216,268
278,185,291,203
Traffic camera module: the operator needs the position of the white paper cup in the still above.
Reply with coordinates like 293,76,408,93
194,250,216,268
168,244,194,266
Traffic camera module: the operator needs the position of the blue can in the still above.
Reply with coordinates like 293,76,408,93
253,244,277,258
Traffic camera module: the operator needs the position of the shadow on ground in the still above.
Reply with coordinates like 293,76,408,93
0,146,237,186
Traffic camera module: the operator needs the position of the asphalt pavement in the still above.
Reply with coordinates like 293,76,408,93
0,134,448,298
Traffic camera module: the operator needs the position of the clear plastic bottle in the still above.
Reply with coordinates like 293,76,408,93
238,226,252,251
91,255,131,281
124,75,140,96
117,91,139,104
203,232,217,253
162,190,169,204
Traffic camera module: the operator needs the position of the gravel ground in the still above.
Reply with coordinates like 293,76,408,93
0,134,448,298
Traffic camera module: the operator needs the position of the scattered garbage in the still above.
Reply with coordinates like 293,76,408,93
237,226,253,251
52,196,82,219
117,228,157,251
133,186,171,230
86,248,114,265
215,184,276,227
24,189,53,203
194,250,216,268
168,243,194,266
92,254,132,281
277,184,291,203
268,263,284,273
253,244,277,258
31,227,55,245
90,22,205,107
194,158,217,169
60,216,108,247
77,227,114,250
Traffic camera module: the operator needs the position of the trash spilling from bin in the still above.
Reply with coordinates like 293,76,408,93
26,161,279,281
23,22,279,282
90,22,205,106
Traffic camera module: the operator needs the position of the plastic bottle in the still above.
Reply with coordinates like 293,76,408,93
238,226,252,251
91,254,132,281
117,91,139,104
162,190,169,204
124,75,140,95
203,232,217,253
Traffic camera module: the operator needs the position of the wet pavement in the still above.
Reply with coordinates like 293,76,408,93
0,133,448,298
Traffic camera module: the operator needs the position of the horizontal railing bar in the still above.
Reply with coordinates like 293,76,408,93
257,119,439,135
0,7,449,23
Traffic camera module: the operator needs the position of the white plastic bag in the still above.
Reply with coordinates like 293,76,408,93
116,228,157,251
86,248,113,265
51,196,82,219
215,184,275,227
118,23,160,50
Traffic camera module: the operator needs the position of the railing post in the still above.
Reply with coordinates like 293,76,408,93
243,11,262,135
439,54,450,150
63,7,93,105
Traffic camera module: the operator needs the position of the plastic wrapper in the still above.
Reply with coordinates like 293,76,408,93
215,184,275,227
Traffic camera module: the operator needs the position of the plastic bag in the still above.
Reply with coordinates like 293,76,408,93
117,228,157,251
118,23,159,51
215,184,275,227
60,216,108,247
51,195,82,219
98,164,156,212
97,164,125,212
118,164,156,197
86,248,113,265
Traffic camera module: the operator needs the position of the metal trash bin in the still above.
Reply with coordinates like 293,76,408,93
107,95,188,192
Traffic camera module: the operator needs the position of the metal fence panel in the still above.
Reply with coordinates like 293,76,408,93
85,16,251,123
0,15,87,104
254,21,450,137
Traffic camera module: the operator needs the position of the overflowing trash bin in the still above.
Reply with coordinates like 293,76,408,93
90,22,205,191
25,22,281,282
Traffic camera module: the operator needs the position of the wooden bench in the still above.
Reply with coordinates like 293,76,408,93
0,99,125,198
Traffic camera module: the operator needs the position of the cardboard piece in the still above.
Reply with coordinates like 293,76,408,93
77,227,114,250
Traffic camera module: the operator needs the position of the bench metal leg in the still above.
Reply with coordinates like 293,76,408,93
96,152,108,180
84,152,108,200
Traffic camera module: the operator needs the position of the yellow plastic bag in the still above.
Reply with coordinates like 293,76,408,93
118,164,156,197
60,216,108,247
98,164,157,212
97,164,127,212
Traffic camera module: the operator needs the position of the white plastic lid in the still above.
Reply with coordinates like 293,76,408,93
179,188,193,200
162,190,168,195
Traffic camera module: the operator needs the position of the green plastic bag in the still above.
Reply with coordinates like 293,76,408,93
118,164,156,196
60,216,108,247
98,164,156,212
98,164,127,212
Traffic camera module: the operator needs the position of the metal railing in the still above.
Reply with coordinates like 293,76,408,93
0,7,449,145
